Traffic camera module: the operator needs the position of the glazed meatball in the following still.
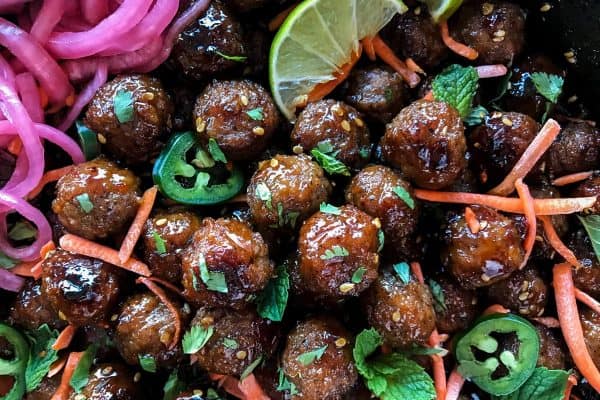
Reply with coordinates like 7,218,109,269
52,158,140,241
281,317,358,400
345,165,419,245
469,112,540,186
569,229,600,298
363,268,436,348
84,74,173,165
571,175,600,214
193,80,279,161
291,100,371,170
247,154,331,232
442,206,525,288
226,0,270,12
71,363,142,400
297,205,380,303
535,323,566,370
181,218,273,309
114,292,190,369
581,309,600,368
189,306,279,377
487,266,548,317
449,0,525,65
25,376,60,400
140,210,201,284
341,66,408,124
169,0,246,80
41,249,121,327
381,100,466,189
9,280,66,331
546,121,600,177
432,276,479,334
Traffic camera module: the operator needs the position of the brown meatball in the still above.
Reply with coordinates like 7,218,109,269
345,165,419,245
169,0,246,80
546,122,600,177
487,266,548,317
9,280,66,331
581,309,600,368
41,249,121,327
535,324,566,370
449,0,525,65
247,154,331,232
190,306,279,377
469,112,540,186
25,376,60,400
291,100,371,170
193,80,279,161
226,0,270,12
52,158,140,241
114,292,190,369
181,218,273,309
381,8,448,69
140,210,201,284
442,206,525,288
84,74,173,165
71,363,142,400
281,317,358,400
363,269,436,348
569,229,600,298
341,66,408,124
571,175,600,214
432,276,479,334
297,205,380,303
381,100,466,189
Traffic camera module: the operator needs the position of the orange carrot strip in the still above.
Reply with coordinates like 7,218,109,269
239,374,270,400
12,241,54,278
137,277,181,349
475,64,508,79
423,91,434,101
445,368,465,400
209,374,247,399
538,215,581,268
489,119,562,196
554,262,600,393
26,166,73,200
565,375,577,399
226,193,249,204
52,325,77,351
413,189,597,216
362,37,376,61
483,304,510,316
428,330,447,400
30,261,43,279
38,86,49,109
48,356,67,378
307,46,363,103
372,35,421,88
11,260,39,277
59,234,151,276
575,288,600,315
7,137,22,156
146,276,183,297
51,351,83,400
531,316,561,328
410,261,425,284
552,171,595,187
440,21,478,60
118,186,158,263
406,58,426,75
464,207,480,234
515,179,536,269
268,2,298,31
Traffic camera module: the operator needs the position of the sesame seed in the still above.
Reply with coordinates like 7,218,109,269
566,56,577,64
392,311,401,322
492,36,505,42
292,145,304,154
493,30,506,37
502,117,513,126
564,50,575,58
540,3,552,12
481,273,491,282
253,126,265,136
201,316,214,326
141,92,155,101
492,111,503,119
341,120,351,132
102,366,114,375
339,283,355,293
354,117,365,127
414,6,422,15
331,103,344,116
372,218,382,229
529,304,537,311
160,331,172,345
520,281,529,292
155,218,168,226
473,142,481,148
519,292,529,301
537,308,545,316
236,350,247,360
479,221,488,230
193,390,204,396
134,372,142,383
97,133,107,144
481,2,494,15
240,95,249,106
58,311,67,320
111,314,119,322
270,159,279,168
567,95,578,103
195,117,206,133
535,235,544,242
74,394,86,400
519,307,530,315
335,338,347,348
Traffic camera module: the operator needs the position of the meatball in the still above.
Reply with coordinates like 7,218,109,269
114,292,190,369
297,205,380,303
140,210,201,284
546,122,600,177
363,268,436,348
432,276,479,334
41,249,121,327
291,100,371,170
571,175,600,214
442,206,525,288
487,266,548,317
449,0,525,65
226,0,270,12
569,229,600,298
181,218,273,309
84,74,173,165
169,0,246,80
193,80,279,161
189,306,279,377
469,112,540,186
535,324,566,370
281,317,358,400
381,100,466,189
581,309,600,368
25,376,60,400
341,66,408,124
247,154,331,232
52,158,140,241
345,165,419,245
9,280,67,331
71,363,142,400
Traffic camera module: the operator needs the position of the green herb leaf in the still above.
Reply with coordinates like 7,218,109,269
114,90,134,123
310,148,351,176
198,253,228,293
277,367,298,395
384,88,394,103
465,105,489,127
0,251,16,269
163,370,186,400
206,388,221,400
320,245,349,260
316,140,336,154
296,345,328,366
491,367,570,400
246,107,264,121
530,73,564,104
490,70,513,103
25,324,59,392
428,279,447,314
75,193,94,213
359,146,371,159
578,215,600,263
378,230,385,252
138,354,157,373
8,221,37,242
70,344,98,393
75,120,100,161
208,138,227,164
153,232,167,255
352,266,367,284
215,50,247,62
223,338,239,350
320,203,341,215
182,325,214,354
393,262,411,284
271,202,299,229
432,64,479,118
255,183,273,210
240,355,263,380
404,345,448,356
256,264,289,322
392,186,415,209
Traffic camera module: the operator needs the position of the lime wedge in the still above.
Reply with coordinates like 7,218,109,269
269,0,407,120
418,0,463,23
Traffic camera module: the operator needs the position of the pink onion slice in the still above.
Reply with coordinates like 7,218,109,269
30,0,66,43
15,73,43,123
0,267,25,292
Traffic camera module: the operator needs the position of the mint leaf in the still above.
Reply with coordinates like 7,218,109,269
352,266,367,283
25,324,59,392
311,148,350,176
256,264,289,322
321,245,349,260
75,193,94,213
138,354,157,373
70,345,98,393
223,338,238,350
428,279,447,314
393,262,411,284
198,254,228,293
432,64,479,118
277,367,298,395
530,73,564,104
297,345,328,366
0,251,17,269
8,221,37,241
208,138,227,164
392,186,415,209
492,368,570,400
320,203,341,215
215,51,247,62
246,108,264,121
153,232,167,255
353,328,383,379
240,355,263,380
163,370,186,400
114,90,134,123
465,105,489,127
578,215,600,263
182,325,214,354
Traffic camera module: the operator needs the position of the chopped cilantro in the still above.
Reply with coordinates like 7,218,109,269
240,355,263,380
153,232,167,255
113,90,134,123
428,279,447,314
578,215,600,263
377,230,385,252
75,193,94,213
296,345,327,366
198,254,228,293
255,183,272,210
223,338,239,350
208,138,227,163
320,203,341,215
277,367,298,395
393,262,411,284
320,245,349,260
392,186,415,209
530,72,564,104
256,264,289,322
162,370,186,400
182,325,214,354
215,51,247,62
246,107,264,121
139,355,157,373
352,266,367,283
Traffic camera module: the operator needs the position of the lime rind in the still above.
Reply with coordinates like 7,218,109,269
420,0,464,22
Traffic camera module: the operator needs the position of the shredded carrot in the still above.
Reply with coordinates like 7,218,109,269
445,368,465,400
145,276,183,297
38,86,49,109
268,2,298,31
137,277,181,350
7,137,22,156
410,261,425,284
423,91,434,101
489,119,562,196
406,58,425,75
30,261,43,279
439,21,478,60
553,262,600,393
483,304,510,316
565,375,578,399
52,325,77,351
12,241,54,278
226,193,249,204
413,189,597,216
538,215,581,268
210,373,270,400
59,234,151,276
118,186,158,263
531,316,561,328
51,351,83,400
11,260,39,277
475,64,508,79
464,207,480,234
515,179,536,269
48,356,67,378
575,288,600,316
429,330,447,400
552,171,595,187
372,35,421,88
26,166,73,200
362,36,376,61
65,92,75,107
307,46,363,103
